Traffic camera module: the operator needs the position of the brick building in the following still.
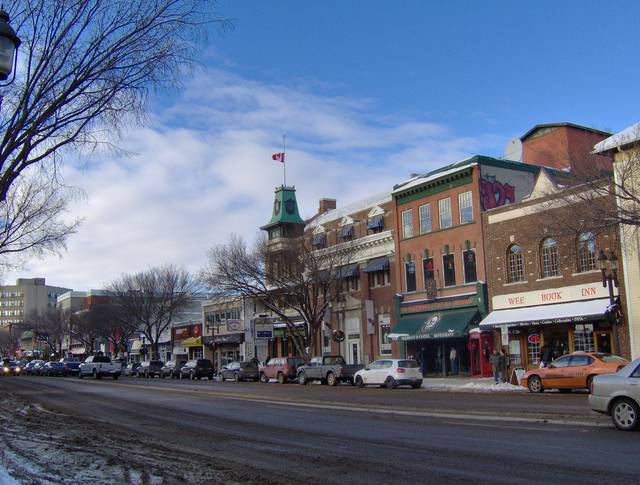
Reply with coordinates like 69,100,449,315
389,156,545,376
479,170,629,374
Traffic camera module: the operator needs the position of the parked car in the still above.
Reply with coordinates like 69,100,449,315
78,355,121,380
179,359,215,380
522,352,628,393
138,360,164,378
43,361,66,377
31,360,47,376
589,358,640,430
296,355,364,386
59,357,81,376
220,361,259,382
259,357,305,384
2,360,22,376
353,359,423,389
124,362,141,377
161,360,187,379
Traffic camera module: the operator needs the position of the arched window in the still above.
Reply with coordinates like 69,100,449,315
507,244,525,283
541,238,559,278
577,232,596,272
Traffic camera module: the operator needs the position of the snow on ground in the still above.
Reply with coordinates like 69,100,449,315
0,464,19,485
421,377,526,392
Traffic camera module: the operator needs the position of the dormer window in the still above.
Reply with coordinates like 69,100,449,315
312,232,327,249
367,214,384,233
340,224,354,241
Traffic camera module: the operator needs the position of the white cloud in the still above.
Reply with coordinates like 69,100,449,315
3,68,503,289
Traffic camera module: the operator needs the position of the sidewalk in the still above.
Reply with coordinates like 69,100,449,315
421,376,526,392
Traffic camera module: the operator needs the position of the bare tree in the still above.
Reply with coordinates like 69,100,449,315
202,232,354,361
0,1,229,260
109,264,197,360
0,327,16,356
25,307,69,358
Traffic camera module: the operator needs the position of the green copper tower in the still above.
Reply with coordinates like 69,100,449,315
261,185,305,240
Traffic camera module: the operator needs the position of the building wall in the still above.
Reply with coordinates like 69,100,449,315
0,278,71,328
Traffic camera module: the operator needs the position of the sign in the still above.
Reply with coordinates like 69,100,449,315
492,282,611,310
500,325,509,346
256,330,273,339
254,320,274,340
421,314,440,333
365,300,375,335
528,333,540,344
227,319,242,332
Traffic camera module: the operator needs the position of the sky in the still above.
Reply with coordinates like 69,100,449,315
5,1,640,290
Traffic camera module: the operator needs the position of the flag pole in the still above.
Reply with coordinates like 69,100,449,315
282,134,286,187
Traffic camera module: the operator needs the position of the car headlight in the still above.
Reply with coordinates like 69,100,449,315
16,367,20,372
3,367,9,372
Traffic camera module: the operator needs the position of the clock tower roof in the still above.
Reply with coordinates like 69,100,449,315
261,185,305,231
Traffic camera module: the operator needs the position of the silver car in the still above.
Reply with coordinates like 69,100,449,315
589,358,640,431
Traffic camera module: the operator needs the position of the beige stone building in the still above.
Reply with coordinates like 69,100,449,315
0,278,71,329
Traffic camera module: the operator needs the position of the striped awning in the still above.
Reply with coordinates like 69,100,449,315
336,263,359,279
367,214,384,229
340,225,353,238
363,256,389,273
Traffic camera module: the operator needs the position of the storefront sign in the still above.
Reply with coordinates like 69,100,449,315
492,282,611,310
227,319,242,331
254,321,273,340
500,325,509,346
527,333,540,344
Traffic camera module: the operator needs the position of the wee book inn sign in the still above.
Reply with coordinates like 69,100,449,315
492,283,611,310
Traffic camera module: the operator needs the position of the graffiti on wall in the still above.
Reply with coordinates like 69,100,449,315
480,175,516,210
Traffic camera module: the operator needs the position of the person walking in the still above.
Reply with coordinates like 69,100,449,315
490,349,504,384
449,346,458,375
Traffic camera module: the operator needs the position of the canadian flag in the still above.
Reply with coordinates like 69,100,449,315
272,152,285,163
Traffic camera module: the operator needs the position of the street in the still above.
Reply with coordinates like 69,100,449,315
0,376,636,485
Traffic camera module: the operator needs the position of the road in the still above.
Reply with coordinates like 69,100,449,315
0,375,636,485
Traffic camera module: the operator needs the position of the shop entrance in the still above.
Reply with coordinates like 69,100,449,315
596,332,613,354
407,338,469,376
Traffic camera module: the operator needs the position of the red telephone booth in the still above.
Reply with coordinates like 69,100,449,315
468,329,494,377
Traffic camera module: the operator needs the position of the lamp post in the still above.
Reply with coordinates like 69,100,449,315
598,250,620,354
0,9,20,96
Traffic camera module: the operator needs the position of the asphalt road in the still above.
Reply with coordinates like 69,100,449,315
0,375,637,484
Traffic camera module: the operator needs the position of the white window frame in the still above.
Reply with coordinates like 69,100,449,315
458,191,473,224
438,198,452,229
419,204,432,234
379,314,392,355
401,209,413,239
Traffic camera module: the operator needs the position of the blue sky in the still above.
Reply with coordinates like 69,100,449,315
7,1,639,289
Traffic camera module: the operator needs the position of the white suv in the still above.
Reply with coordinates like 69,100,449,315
354,359,422,389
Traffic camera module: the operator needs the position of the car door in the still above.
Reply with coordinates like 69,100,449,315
567,355,594,388
363,360,381,384
544,356,572,388
378,360,394,384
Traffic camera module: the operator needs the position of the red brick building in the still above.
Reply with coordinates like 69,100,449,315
479,171,629,375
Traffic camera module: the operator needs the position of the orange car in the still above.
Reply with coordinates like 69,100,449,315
522,352,628,393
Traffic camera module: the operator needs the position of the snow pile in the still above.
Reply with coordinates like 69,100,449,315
0,464,19,485
422,377,526,393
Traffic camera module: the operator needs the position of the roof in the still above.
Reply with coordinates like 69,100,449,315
520,122,612,141
309,191,391,227
261,185,305,230
593,122,640,153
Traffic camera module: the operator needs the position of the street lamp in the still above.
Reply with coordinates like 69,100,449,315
598,250,621,353
0,9,21,83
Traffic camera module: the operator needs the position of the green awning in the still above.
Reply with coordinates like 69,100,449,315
390,307,479,340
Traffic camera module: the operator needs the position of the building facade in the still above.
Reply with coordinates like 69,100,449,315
2,278,70,329
479,171,629,378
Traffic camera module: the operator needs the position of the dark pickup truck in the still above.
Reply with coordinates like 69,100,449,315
296,355,363,386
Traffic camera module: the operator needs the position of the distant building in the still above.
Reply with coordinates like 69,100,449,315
1,277,71,329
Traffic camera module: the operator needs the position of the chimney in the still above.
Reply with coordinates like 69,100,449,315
318,198,336,214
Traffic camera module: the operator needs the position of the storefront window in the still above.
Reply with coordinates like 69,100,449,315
443,254,456,287
508,339,522,366
379,315,392,355
527,339,540,365
574,324,595,352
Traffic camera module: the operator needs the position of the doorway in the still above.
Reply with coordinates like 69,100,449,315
596,332,613,354
347,341,360,364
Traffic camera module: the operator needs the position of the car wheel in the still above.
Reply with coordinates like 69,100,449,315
298,372,307,385
260,372,268,383
411,381,422,389
326,372,337,387
277,372,285,384
234,372,240,383
527,375,544,393
611,398,640,431
113,374,119,380
93,369,100,380
145,371,150,379
190,371,195,380
78,371,83,379
355,376,364,388
385,377,396,390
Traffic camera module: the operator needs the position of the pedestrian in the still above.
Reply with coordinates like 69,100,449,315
490,349,504,384
449,347,458,375
436,347,442,374
540,343,552,368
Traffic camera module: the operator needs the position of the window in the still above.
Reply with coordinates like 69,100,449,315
508,339,522,366
340,224,354,242
402,210,413,238
577,232,596,272
463,250,477,283
405,261,416,292
419,204,432,234
527,338,540,365
439,198,452,229
551,356,571,368
569,355,594,367
507,244,525,283
422,257,435,284
379,314,391,355
541,238,559,277
573,324,595,352
443,254,456,287
342,275,359,292
368,270,390,288
458,191,473,224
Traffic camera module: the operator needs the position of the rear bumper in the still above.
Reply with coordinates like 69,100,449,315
588,394,610,414
395,378,423,386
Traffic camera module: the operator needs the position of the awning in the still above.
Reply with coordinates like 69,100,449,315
130,340,142,353
312,233,326,246
367,214,384,229
479,298,612,328
182,336,202,347
336,263,359,279
204,333,244,346
363,256,389,273
340,225,353,238
389,308,479,340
